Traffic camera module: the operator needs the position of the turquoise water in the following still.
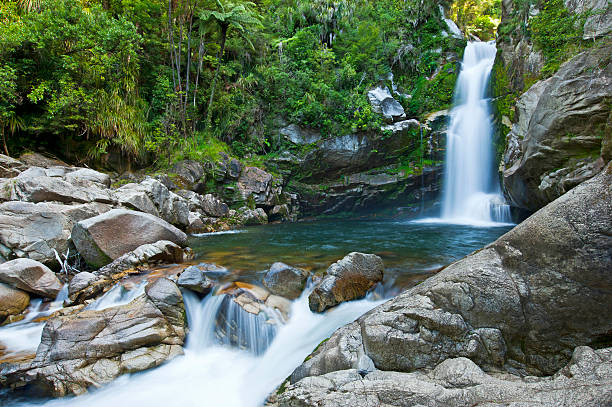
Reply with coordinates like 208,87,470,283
189,219,512,295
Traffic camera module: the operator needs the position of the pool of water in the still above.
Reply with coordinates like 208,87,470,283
189,219,512,294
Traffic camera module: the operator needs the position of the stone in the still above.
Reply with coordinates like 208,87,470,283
114,183,159,216
235,207,268,226
71,209,188,269
292,163,612,383
177,265,215,295
237,167,273,205
0,258,63,298
95,240,187,277
367,86,406,122
280,124,322,145
0,201,111,266
0,280,186,396
263,262,309,300
0,283,29,320
18,152,67,168
171,160,205,188
67,272,98,298
279,346,612,407
308,253,384,312
10,173,114,204
177,190,229,218
502,41,612,211
139,177,190,227
64,168,111,187
0,154,26,178
227,158,243,180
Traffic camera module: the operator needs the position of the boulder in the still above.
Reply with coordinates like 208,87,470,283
0,278,186,396
0,283,29,321
279,346,612,407
308,253,384,313
263,262,309,300
67,272,98,298
140,178,190,228
71,209,188,269
367,86,406,122
502,41,612,211
64,168,111,188
176,190,229,218
280,124,322,145
95,240,188,277
10,173,114,204
235,207,268,226
0,201,111,266
177,265,215,295
170,160,205,188
18,153,66,168
237,167,273,205
292,163,612,384
0,259,63,298
0,154,26,178
113,183,159,216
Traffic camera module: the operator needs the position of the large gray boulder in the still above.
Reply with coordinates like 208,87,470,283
0,258,62,298
279,346,612,407
501,39,612,211
292,162,612,384
237,167,274,206
309,253,384,313
71,209,188,269
0,278,186,396
0,201,111,266
113,183,159,216
367,86,406,122
263,262,309,300
139,178,190,227
177,265,215,295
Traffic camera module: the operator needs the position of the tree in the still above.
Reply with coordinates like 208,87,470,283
200,0,262,129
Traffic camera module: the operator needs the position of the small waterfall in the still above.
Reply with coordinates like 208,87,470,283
441,41,512,225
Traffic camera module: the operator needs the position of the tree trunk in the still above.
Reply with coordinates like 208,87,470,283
205,24,228,130
2,130,9,157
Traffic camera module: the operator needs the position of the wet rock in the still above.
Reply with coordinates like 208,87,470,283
218,282,291,320
502,42,612,211
308,253,384,313
367,86,406,122
237,167,273,205
280,124,322,145
67,272,98,298
71,209,188,268
0,201,111,266
0,283,29,321
177,265,215,295
263,262,309,300
269,204,291,222
0,154,26,178
293,163,612,382
95,240,188,277
0,259,63,298
0,279,186,396
280,346,612,407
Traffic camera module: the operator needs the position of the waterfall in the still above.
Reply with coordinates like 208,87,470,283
440,41,512,225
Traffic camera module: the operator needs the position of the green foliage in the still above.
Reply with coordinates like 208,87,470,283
450,0,501,40
531,0,586,75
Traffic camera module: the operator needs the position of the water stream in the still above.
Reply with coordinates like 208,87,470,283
440,41,512,225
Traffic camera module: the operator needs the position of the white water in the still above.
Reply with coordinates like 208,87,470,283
440,41,512,226
9,284,382,407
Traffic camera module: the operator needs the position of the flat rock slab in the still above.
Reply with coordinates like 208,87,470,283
0,258,62,298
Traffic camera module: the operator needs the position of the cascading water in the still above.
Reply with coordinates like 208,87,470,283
441,41,512,225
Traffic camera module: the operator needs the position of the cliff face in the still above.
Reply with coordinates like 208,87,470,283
492,0,612,211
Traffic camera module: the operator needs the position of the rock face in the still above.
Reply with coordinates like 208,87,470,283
263,262,309,300
0,278,186,396
502,42,612,210
0,283,29,321
71,209,188,268
0,259,63,298
237,167,274,206
308,253,384,313
291,163,612,385
279,346,612,407
0,201,111,266
0,154,26,178
281,124,322,145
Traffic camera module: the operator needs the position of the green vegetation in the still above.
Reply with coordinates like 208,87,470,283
0,0,468,169
450,0,501,40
